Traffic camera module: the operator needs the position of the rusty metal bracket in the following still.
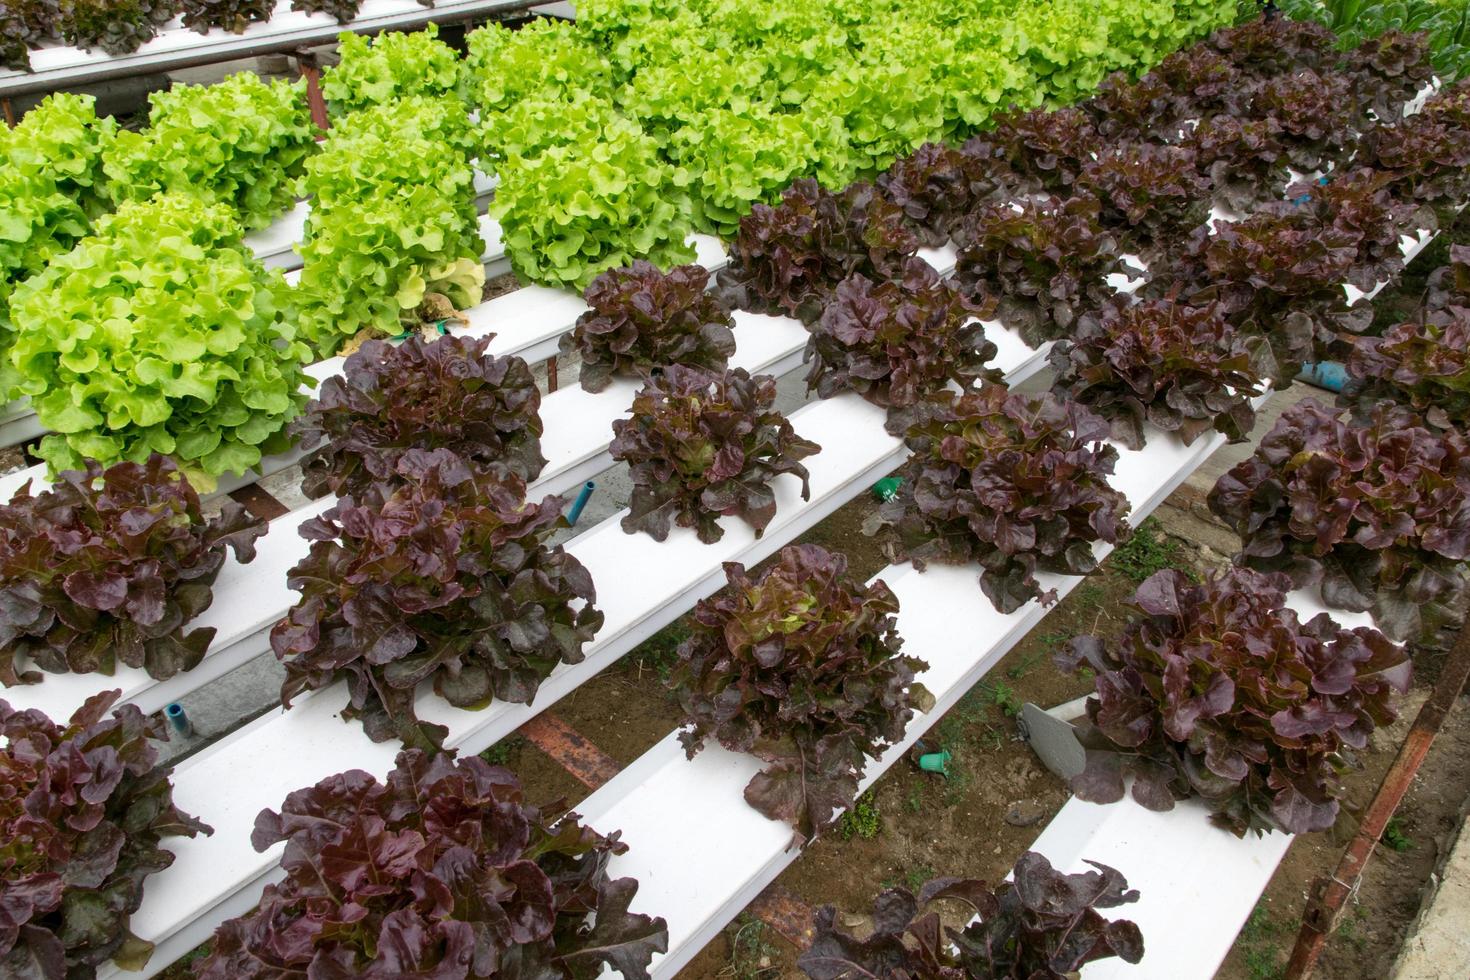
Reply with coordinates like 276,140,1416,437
293,50,330,133
1284,622,1470,977
227,483,291,522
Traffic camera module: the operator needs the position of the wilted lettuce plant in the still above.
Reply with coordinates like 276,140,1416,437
667,545,929,845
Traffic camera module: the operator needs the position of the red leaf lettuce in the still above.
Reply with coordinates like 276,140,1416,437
1058,567,1410,836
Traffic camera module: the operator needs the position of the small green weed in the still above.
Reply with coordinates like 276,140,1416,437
1335,908,1369,953
1006,650,1044,680
479,735,523,767
837,792,883,841
905,864,936,891
632,619,689,682
1238,903,1286,980
1073,582,1106,615
1382,816,1415,852
979,681,1023,718
1111,517,1195,584
721,914,780,980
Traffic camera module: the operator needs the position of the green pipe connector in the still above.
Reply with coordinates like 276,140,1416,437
391,321,452,341
872,477,902,502
918,749,952,775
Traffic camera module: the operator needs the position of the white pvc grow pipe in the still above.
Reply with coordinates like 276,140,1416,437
0,0,537,98
1025,591,1377,979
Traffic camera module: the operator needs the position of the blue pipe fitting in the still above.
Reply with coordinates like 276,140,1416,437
1299,361,1348,393
567,481,596,526
164,702,192,738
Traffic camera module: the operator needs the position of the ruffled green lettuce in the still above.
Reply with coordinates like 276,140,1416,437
7,195,312,482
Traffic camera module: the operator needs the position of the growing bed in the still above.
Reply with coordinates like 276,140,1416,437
2,5,1468,980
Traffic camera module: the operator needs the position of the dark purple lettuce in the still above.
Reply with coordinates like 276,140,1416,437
876,141,1010,248
954,192,1129,348
1152,44,1246,120
1084,69,1185,143
867,387,1131,614
667,545,928,845
294,334,546,501
290,0,364,22
0,454,266,687
197,749,667,980
272,451,603,749
1357,89,1470,213
1208,399,1470,646
1289,167,1435,294
1372,314,1470,421
1058,568,1410,836
1245,69,1360,172
1075,143,1211,259
1343,30,1435,121
1427,243,1470,311
563,261,737,393
800,853,1143,980
716,179,920,324
1183,113,1289,213
0,0,62,72
805,257,1001,435
59,0,174,55
1161,207,1370,382
988,106,1098,193
610,366,819,544
178,0,273,33
0,691,211,980
1210,16,1339,80
1346,308,1470,433
1048,298,1269,451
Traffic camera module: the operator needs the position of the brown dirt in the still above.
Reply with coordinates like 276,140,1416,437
0,445,28,476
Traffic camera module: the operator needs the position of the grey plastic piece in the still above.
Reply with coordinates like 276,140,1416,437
1020,701,1086,781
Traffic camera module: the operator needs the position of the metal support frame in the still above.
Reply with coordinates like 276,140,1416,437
227,483,291,522
293,50,330,132
1284,624,1470,978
